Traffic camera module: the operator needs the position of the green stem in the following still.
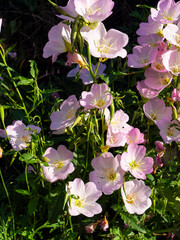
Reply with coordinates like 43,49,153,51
0,169,16,240
69,215,73,233
25,164,30,192
101,109,105,146
87,43,95,81
94,60,100,78
0,46,29,121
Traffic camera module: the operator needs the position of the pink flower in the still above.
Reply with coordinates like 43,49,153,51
89,152,124,195
126,128,144,145
151,51,167,72
6,120,41,151
106,125,127,148
127,44,158,68
85,222,98,233
67,178,102,217
43,22,71,63
136,15,163,36
121,179,152,215
144,67,172,90
80,83,113,109
121,143,154,179
159,120,180,144
155,141,165,157
137,34,163,48
56,0,77,21
100,215,109,231
154,155,163,168
151,0,180,24
42,145,74,182
162,49,180,76
65,52,87,67
50,95,80,134
143,97,172,128
109,109,131,133
80,22,128,59
163,22,180,48
171,88,180,102
137,80,162,99
74,0,114,23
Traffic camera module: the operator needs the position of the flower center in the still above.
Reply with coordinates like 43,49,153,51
167,127,174,136
161,77,170,85
129,160,139,169
150,113,157,121
75,198,84,208
139,57,149,65
20,134,31,142
86,5,101,16
126,193,137,204
53,160,64,169
96,99,105,107
175,34,180,45
160,11,173,21
64,108,75,120
95,38,114,54
105,169,117,181
170,65,180,74
154,62,164,70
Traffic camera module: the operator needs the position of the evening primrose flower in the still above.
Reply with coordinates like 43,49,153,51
6,120,41,151
43,22,71,63
143,97,172,128
80,83,113,109
80,22,128,59
121,143,153,179
162,50,180,76
89,152,124,195
121,179,152,214
50,95,80,134
74,0,114,23
163,22,180,48
150,0,180,24
42,145,74,182
67,178,102,217
144,67,172,90
126,128,144,145
127,44,158,68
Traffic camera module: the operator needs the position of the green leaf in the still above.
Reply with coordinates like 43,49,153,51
15,76,34,86
47,191,63,223
28,197,39,216
120,213,146,234
19,153,39,164
29,60,39,79
16,189,31,196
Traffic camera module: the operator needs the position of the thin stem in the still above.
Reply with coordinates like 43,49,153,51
25,164,30,192
94,60,101,78
101,109,105,146
69,215,73,233
0,169,16,240
87,43,95,81
0,45,29,121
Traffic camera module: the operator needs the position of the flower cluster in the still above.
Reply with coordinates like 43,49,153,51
127,0,180,144
3,0,179,236
37,0,158,221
